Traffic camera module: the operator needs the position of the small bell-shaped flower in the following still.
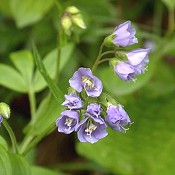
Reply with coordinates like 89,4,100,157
113,21,138,47
62,93,83,109
69,67,103,97
106,104,131,133
56,110,79,134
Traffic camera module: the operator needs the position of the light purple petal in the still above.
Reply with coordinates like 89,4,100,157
106,104,131,132
0,115,3,126
113,21,138,47
62,93,83,109
69,67,103,97
56,110,79,134
114,62,135,81
127,48,150,66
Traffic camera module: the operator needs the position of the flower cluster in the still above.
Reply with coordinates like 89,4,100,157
105,21,150,81
56,20,150,143
56,68,131,143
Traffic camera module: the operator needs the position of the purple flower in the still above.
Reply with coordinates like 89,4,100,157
62,93,83,109
114,62,136,81
114,48,150,81
106,104,131,132
0,115,3,126
56,110,79,134
85,103,101,118
76,117,108,144
126,48,151,74
69,67,103,97
113,21,138,47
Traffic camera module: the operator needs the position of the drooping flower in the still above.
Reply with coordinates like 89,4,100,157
114,61,136,81
113,21,138,47
114,48,150,81
105,104,131,132
69,67,103,97
126,48,151,74
76,117,108,144
56,110,79,134
85,103,101,118
0,115,3,126
62,93,83,109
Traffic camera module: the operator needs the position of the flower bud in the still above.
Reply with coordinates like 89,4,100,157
72,14,86,29
66,6,80,15
61,15,72,36
0,102,11,119
61,6,86,36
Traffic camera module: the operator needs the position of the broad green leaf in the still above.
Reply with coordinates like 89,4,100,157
10,0,54,28
33,43,74,92
10,50,34,87
9,153,31,175
0,146,12,175
0,64,27,92
142,60,175,97
161,0,175,9
31,166,64,175
77,93,175,175
0,0,11,16
0,136,8,151
28,94,63,136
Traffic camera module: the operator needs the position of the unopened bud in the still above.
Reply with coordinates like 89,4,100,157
72,14,86,29
61,15,72,36
0,102,11,119
66,6,80,15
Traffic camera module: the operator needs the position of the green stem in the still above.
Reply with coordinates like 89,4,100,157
55,26,62,81
168,7,175,34
3,120,18,153
28,87,36,120
22,123,56,155
92,42,105,72
153,0,163,35
100,50,115,58
97,58,113,65
19,135,34,154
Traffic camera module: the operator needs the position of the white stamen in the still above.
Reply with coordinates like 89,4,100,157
65,118,74,130
85,123,97,136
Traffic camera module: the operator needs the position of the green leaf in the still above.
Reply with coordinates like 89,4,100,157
28,94,63,136
10,0,54,28
9,153,31,175
0,0,12,16
77,93,175,175
161,0,175,9
0,64,27,92
31,166,64,175
10,50,34,87
0,146,12,175
32,43,64,102
33,43,74,92
0,136,8,151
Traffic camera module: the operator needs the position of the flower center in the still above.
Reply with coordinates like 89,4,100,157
85,123,97,136
65,117,75,130
82,77,94,89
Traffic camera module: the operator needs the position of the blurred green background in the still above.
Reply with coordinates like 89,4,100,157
0,0,175,175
